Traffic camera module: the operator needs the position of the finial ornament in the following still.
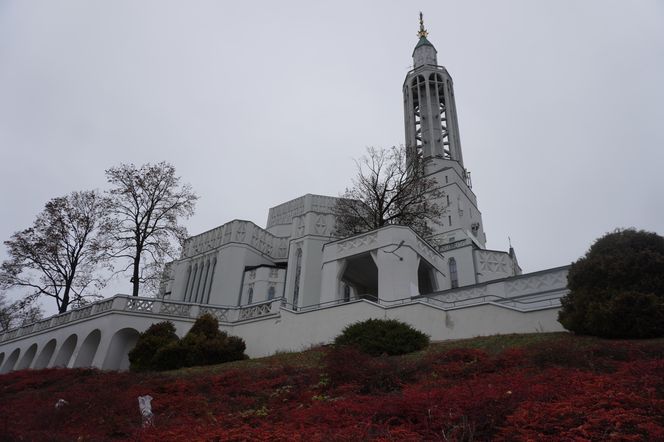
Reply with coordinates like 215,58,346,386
417,11,428,38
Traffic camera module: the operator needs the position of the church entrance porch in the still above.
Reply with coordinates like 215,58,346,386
320,226,448,304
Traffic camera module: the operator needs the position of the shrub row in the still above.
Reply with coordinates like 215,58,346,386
128,314,246,372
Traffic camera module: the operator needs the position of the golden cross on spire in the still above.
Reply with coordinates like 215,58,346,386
417,11,428,38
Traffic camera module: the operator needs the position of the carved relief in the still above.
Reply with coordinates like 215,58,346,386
478,251,510,274
505,270,567,295
182,219,289,260
336,232,378,253
416,239,439,264
235,223,246,241
315,215,327,235
436,285,488,304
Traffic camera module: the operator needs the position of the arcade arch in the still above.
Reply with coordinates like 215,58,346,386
102,328,140,371
0,348,20,374
34,339,57,369
15,343,38,370
53,334,78,367
73,329,101,368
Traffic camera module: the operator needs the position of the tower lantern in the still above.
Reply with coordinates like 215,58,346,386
403,13,485,248
404,13,464,171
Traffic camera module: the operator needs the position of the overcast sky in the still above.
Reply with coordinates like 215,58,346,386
1,1,663,313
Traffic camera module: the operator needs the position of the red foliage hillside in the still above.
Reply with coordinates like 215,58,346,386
1,333,663,441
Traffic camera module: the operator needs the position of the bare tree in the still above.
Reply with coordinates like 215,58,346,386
106,162,198,297
0,292,43,332
0,191,112,313
334,146,446,239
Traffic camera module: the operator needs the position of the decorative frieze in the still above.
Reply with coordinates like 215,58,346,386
182,220,289,260
336,232,378,253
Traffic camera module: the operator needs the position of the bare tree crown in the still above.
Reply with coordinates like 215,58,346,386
106,162,198,297
0,190,112,313
334,146,445,239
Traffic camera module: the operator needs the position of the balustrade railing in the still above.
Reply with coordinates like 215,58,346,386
1,268,569,345
0,295,282,344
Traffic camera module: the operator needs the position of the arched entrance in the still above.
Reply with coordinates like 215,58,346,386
340,253,379,300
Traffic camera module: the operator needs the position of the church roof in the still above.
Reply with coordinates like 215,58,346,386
412,35,437,58
414,35,435,50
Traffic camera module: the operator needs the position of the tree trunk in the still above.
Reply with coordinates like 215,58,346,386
132,250,141,297
60,286,70,314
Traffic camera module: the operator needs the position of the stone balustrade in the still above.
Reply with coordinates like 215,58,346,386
424,265,570,311
0,295,282,345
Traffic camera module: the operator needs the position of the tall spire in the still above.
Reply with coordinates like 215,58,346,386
417,11,428,38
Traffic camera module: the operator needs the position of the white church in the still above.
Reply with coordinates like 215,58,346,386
0,18,569,373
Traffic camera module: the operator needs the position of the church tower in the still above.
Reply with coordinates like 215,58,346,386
404,13,487,248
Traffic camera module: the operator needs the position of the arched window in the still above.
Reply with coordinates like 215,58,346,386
247,287,254,304
267,286,276,300
449,258,458,288
343,284,351,302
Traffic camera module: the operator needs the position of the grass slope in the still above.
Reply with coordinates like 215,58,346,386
1,332,663,441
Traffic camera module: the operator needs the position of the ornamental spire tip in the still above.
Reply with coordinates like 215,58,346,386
417,11,428,38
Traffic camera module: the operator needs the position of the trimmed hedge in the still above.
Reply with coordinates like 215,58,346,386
334,318,429,356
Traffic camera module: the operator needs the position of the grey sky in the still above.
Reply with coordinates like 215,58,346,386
1,1,663,313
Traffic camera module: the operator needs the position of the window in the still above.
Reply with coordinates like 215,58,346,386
445,175,449,184
343,284,351,302
267,286,276,300
448,215,452,226
293,248,303,309
449,258,458,289
446,195,450,205
247,287,254,304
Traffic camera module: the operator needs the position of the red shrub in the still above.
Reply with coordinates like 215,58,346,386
0,338,662,440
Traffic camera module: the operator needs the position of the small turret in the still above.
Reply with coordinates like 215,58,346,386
413,12,437,67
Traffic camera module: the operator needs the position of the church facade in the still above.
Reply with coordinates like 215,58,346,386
159,18,522,309
0,19,568,373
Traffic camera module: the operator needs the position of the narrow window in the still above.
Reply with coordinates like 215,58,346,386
449,258,458,289
446,195,450,205
343,284,351,302
293,248,303,309
267,286,276,300
448,215,452,226
247,287,254,304
445,175,449,184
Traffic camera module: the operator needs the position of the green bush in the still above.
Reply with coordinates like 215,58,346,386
180,313,246,368
128,321,179,372
129,314,247,371
334,318,429,356
558,228,664,338
152,341,189,371
179,329,247,368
